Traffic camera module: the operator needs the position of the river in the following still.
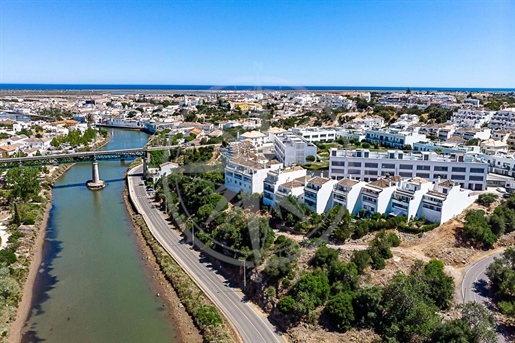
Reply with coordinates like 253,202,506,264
21,129,178,343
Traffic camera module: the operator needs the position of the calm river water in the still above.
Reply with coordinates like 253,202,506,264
22,129,178,343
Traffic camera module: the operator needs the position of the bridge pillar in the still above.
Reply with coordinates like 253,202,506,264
86,158,106,190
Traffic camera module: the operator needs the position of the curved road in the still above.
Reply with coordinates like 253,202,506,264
127,165,285,343
460,252,507,343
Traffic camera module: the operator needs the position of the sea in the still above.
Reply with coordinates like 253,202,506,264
0,84,514,92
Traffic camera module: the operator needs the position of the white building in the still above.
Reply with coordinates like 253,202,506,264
449,109,494,128
420,180,477,224
359,176,401,215
238,131,268,147
364,129,427,149
329,148,488,191
453,127,491,141
263,166,307,207
390,178,433,219
331,178,367,214
225,147,282,194
273,133,318,167
290,127,337,142
303,177,337,214
489,108,515,131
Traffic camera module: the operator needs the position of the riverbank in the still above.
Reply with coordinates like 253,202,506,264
122,183,202,343
7,134,111,342
7,163,75,342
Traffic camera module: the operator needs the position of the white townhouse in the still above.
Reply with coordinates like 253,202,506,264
329,148,488,191
225,151,282,194
238,130,268,147
262,166,307,207
331,178,367,214
390,178,433,219
273,133,318,167
489,108,515,131
364,129,426,149
449,109,494,128
453,127,491,141
420,180,477,224
303,177,337,214
358,176,401,215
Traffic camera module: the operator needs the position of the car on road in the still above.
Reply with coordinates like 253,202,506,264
496,187,507,193
503,192,511,198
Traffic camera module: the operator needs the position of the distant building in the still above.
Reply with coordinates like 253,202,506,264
364,129,427,149
273,133,318,167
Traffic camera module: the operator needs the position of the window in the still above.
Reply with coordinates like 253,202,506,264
452,167,466,172
365,163,378,168
331,168,345,174
365,170,378,175
399,164,412,170
332,161,345,166
348,162,362,167
470,168,485,174
469,175,484,181
416,173,430,178
434,166,448,172
451,174,466,180
382,163,395,169
348,169,361,174
417,165,431,170
400,172,413,177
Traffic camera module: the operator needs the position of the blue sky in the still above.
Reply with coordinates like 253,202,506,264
0,0,514,87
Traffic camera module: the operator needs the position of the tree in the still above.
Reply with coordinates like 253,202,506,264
352,250,371,275
306,155,316,162
353,285,384,329
277,295,296,314
326,291,355,332
477,193,498,207
5,166,40,201
312,244,339,270
411,259,454,309
406,87,412,94
486,247,515,317
462,210,497,249
459,302,497,343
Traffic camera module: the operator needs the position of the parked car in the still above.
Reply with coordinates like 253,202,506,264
503,192,511,199
496,187,507,193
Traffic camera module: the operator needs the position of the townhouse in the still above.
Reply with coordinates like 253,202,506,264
359,176,401,214
449,109,494,128
489,108,515,131
303,177,337,214
263,166,307,206
331,178,367,213
291,127,337,142
390,178,433,219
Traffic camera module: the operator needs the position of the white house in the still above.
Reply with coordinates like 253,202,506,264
489,108,515,131
420,180,477,224
331,178,367,214
449,109,494,128
364,129,427,149
358,176,401,215
390,178,433,219
303,177,337,214
290,127,337,142
263,166,307,207
238,131,268,147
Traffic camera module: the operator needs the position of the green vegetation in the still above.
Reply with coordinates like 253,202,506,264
39,107,73,118
486,247,515,318
477,193,498,207
50,127,97,148
5,166,40,202
463,196,515,248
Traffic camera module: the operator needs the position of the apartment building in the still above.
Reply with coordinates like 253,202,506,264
453,127,491,141
224,146,282,194
420,180,477,223
329,148,488,191
332,178,366,213
263,166,307,206
291,127,337,142
489,108,515,131
449,109,494,128
303,177,337,214
390,178,433,219
273,133,318,167
238,130,268,147
364,129,426,149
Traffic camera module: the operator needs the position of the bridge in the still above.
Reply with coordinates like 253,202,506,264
0,144,221,168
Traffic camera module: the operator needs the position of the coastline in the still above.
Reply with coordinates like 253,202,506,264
7,134,110,343
122,185,203,343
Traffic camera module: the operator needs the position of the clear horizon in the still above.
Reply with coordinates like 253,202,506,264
1,0,514,88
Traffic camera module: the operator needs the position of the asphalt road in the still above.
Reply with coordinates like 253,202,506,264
460,252,507,343
127,165,285,343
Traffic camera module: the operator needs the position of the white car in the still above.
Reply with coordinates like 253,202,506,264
496,187,507,193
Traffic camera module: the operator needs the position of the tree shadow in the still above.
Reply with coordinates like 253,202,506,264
472,278,490,298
